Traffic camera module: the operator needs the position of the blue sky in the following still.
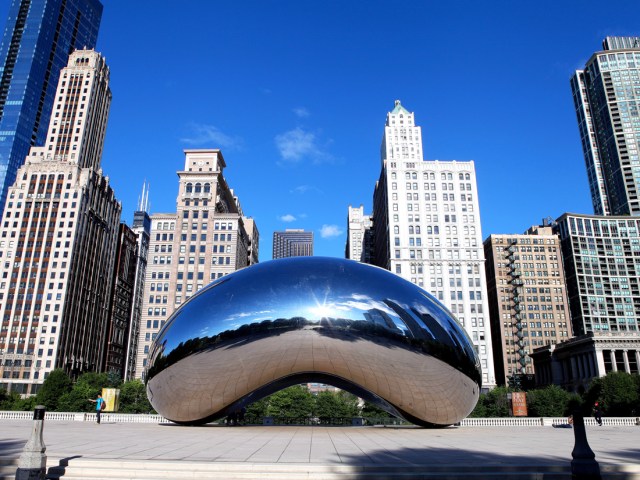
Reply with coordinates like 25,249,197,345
2,1,640,260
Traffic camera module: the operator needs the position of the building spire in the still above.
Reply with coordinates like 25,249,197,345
137,181,150,213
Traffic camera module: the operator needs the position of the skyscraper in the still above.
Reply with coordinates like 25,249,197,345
123,184,151,381
0,49,120,394
104,223,138,378
346,205,374,263
272,229,313,259
483,223,573,386
369,100,496,389
134,149,258,379
554,213,640,336
0,0,103,212
571,36,640,216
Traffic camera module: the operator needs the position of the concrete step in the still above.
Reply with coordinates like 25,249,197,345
0,457,19,480
43,459,567,480
41,459,640,480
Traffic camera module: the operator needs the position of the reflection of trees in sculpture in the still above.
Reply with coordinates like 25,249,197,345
146,317,310,381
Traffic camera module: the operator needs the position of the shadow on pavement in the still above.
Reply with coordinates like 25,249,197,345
333,443,640,479
46,455,83,479
0,438,25,456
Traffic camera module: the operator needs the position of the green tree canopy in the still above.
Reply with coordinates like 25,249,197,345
75,372,109,392
245,398,268,418
118,380,153,413
56,372,108,412
360,401,394,419
525,385,574,417
35,369,72,411
267,385,314,418
57,381,95,412
585,372,640,416
468,386,511,417
314,390,359,419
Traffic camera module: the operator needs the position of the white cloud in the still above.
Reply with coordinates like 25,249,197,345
181,124,243,150
279,214,297,222
292,107,310,118
274,127,331,164
319,224,344,238
290,185,323,195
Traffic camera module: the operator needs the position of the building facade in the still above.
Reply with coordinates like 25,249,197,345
123,186,151,381
530,332,640,392
554,213,640,337
272,229,313,259
483,224,573,386
571,36,640,216
346,205,374,263
134,149,258,379
0,49,120,394
104,223,137,377
0,0,103,211
369,100,496,389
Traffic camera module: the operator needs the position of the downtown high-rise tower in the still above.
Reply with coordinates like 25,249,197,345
134,149,259,379
0,0,103,212
571,36,640,216
0,49,120,395
363,100,496,389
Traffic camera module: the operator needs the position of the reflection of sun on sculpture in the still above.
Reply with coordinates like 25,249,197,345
145,257,481,427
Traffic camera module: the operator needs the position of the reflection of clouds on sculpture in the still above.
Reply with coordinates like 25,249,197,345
223,310,274,322
146,257,481,427
331,295,398,316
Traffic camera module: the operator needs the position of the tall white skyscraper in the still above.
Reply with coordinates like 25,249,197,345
346,205,373,263
370,100,496,389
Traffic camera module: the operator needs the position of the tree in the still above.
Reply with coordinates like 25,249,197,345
468,386,511,417
245,398,268,418
585,372,639,416
74,372,109,392
118,380,153,413
0,388,10,409
361,401,394,419
267,385,314,418
106,372,123,389
57,381,95,412
314,390,359,419
11,394,37,411
36,369,72,411
0,389,36,411
526,385,573,417
56,372,109,412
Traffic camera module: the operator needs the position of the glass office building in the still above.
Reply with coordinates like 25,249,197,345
571,37,640,216
0,0,103,211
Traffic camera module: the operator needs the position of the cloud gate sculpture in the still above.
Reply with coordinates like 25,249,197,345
145,257,481,427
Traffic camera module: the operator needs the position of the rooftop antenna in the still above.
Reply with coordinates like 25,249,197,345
137,181,150,213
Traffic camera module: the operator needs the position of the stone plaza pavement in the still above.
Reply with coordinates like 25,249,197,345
1,420,639,478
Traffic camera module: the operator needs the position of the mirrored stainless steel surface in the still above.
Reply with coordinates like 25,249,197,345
146,257,481,427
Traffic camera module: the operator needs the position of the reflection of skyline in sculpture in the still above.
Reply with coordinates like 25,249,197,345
146,257,481,427
363,308,402,334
